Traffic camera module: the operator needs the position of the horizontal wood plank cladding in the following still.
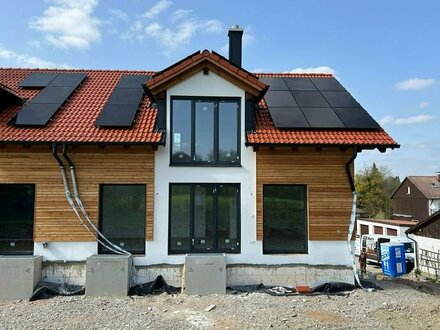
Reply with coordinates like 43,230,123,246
256,147,353,241
0,145,154,242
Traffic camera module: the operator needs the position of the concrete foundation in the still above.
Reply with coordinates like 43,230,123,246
42,261,86,285
86,255,133,296
0,256,42,300
135,264,182,286
183,254,226,295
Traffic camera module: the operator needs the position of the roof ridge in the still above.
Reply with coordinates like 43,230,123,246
0,67,156,74
255,73,334,78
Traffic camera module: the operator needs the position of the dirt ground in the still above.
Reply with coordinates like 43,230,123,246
1,272,439,330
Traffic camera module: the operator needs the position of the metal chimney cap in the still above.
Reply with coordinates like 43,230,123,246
229,24,243,32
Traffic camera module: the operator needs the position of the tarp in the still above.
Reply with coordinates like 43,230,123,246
30,282,85,301
312,282,356,293
227,284,297,296
128,275,180,296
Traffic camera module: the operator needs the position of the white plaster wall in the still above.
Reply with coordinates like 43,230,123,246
410,234,440,276
34,242,97,261
136,70,351,268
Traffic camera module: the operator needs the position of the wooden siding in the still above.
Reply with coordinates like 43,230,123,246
392,179,429,220
256,148,354,241
0,145,155,243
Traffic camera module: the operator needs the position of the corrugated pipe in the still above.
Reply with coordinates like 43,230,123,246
61,143,130,255
52,143,128,255
345,147,363,287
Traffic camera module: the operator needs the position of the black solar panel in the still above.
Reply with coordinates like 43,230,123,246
260,75,381,130
95,104,140,127
15,104,61,126
284,77,316,90
18,73,59,87
49,73,87,87
117,75,151,88
334,107,381,129
14,73,87,126
292,91,330,108
311,77,346,91
321,91,361,108
260,77,288,90
107,88,144,105
264,91,298,107
30,86,75,104
95,74,148,127
301,108,345,128
268,107,310,128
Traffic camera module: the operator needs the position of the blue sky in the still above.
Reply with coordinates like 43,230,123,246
0,0,438,180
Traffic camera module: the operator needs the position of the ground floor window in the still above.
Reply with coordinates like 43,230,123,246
169,183,240,254
0,184,35,255
263,184,307,254
99,184,146,254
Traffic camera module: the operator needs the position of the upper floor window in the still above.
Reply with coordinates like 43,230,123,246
171,97,240,166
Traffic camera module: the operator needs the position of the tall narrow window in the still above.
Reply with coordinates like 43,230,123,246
263,185,307,254
99,184,146,254
171,97,240,165
0,184,35,255
168,183,240,254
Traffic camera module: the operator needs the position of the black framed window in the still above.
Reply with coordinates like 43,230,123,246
171,97,240,165
0,184,35,255
169,183,240,254
263,185,308,254
99,184,146,254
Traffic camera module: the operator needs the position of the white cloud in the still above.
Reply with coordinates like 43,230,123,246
289,66,336,75
0,46,69,68
418,102,429,109
145,21,198,51
395,78,435,91
29,0,101,49
108,8,129,22
379,114,434,126
143,0,172,19
171,9,193,22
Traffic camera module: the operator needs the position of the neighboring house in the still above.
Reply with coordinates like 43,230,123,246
357,218,416,237
392,175,440,221
406,210,440,278
0,27,398,290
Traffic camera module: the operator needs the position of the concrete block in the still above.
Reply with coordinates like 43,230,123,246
86,254,133,296
184,254,226,295
0,256,42,300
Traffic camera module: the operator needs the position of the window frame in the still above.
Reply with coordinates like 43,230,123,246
98,184,146,255
262,184,308,254
168,183,241,254
0,183,35,255
170,96,241,166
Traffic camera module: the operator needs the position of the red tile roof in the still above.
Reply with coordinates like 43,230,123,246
0,68,162,144
146,50,267,97
247,73,399,149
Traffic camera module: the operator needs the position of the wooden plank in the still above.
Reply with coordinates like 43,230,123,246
256,147,354,241
0,145,155,242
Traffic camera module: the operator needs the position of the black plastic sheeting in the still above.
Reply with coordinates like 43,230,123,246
30,282,85,301
312,282,356,293
128,275,181,296
228,284,297,296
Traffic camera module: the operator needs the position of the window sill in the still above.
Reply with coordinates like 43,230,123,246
169,163,242,168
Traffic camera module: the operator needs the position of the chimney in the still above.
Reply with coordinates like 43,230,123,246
228,25,244,67
436,172,440,182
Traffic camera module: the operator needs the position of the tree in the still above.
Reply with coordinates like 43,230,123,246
355,163,400,219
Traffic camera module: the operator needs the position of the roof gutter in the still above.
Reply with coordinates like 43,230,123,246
346,146,358,193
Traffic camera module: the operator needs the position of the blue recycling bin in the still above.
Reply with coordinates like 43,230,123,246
381,243,406,277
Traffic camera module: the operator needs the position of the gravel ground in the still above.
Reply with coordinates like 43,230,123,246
1,277,439,329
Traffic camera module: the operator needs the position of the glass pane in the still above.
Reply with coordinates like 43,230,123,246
100,185,145,254
0,184,35,255
170,185,191,253
217,185,239,252
172,99,192,162
218,101,238,162
195,101,214,162
263,185,307,253
194,185,214,251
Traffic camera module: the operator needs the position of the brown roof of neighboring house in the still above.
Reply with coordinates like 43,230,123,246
392,176,440,199
358,218,418,227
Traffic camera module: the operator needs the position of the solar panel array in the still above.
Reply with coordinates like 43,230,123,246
15,73,87,126
260,77,381,130
95,75,150,127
